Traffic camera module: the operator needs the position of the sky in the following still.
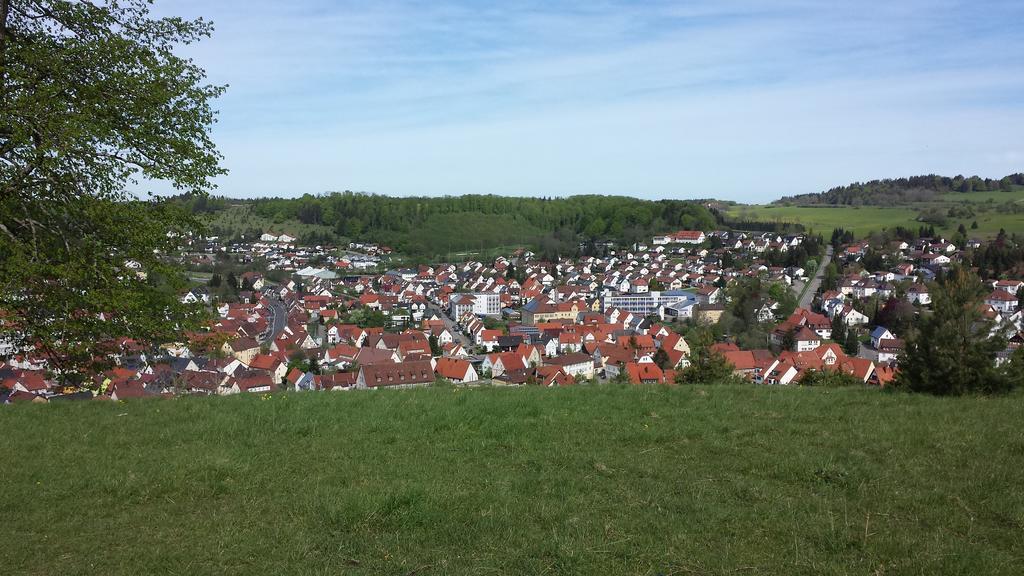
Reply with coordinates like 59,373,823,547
155,0,1024,202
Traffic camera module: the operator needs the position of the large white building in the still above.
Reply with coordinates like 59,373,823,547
451,292,502,317
602,290,698,318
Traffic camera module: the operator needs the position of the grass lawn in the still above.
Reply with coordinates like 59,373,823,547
3,385,1023,575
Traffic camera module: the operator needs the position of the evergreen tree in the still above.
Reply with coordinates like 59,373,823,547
831,316,847,346
895,267,1014,395
843,329,860,356
653,348,670,370
675,348,738,384
781,328,796,352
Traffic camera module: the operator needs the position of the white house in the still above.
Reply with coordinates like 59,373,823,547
547,353,595,379
839,305,869,326
870,326,895,349
906,284,931,305
794,327,821,353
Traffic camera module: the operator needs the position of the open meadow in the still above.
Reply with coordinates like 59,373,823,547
2,385,1022,575
725,202,1024,238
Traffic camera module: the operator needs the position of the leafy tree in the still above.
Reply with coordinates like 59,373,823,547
208,273,222,288
875,297,915,335
583,217,607,239
675,330,742,384
822,262,839,292
0,0,224,377
895,267,1014,395
428,334,441,357
652,348,670,370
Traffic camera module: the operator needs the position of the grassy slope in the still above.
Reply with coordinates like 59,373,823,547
203,204,338,240
3,385,1023,575
725,205,922,236
203,205,546,258
729,186,1024,238
394,211,547,259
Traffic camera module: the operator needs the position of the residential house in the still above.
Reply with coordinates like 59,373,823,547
434,358,479,383
356,361,435,389
545,352,595,379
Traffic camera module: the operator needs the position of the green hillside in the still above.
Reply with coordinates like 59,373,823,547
188,192,719,258
725,196,1024,238
4,385,1023,575
203,203,339,243
734,175,1024,239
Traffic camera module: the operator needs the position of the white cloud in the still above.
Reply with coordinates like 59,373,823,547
146,0,1024,200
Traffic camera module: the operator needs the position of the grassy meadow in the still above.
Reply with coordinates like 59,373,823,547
2,385,1023,575
727,186,1024,238
725,205,922,236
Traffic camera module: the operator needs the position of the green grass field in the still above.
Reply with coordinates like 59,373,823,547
3,385,1023,575
725,205,923,236
725,204,1024,238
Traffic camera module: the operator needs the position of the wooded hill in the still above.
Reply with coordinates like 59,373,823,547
775,173,1024,206
184,192,719,260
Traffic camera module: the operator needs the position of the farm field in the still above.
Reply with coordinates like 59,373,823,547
3,385,1023,575
724,205,922,236
725,203,1024,238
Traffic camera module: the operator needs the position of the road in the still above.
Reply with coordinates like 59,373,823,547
795,245,833,310
426,303,472,347
260,289,287,344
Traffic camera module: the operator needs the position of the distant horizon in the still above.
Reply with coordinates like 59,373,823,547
183,170,1022,204
149,1,1023,202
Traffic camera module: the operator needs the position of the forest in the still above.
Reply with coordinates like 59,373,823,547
775,173,1024,206
182,192,719,260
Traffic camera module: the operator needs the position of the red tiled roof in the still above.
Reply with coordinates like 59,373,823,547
361,361,435,388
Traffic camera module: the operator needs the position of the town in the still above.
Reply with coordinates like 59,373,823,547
3,225,1021,403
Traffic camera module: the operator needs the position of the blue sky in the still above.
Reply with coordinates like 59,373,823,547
157,0,1024,202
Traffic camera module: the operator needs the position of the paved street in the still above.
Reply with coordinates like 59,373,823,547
260,288,287,344
426,303,472,347
795,245,833,310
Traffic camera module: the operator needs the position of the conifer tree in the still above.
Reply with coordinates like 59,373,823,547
896,267,1013,395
